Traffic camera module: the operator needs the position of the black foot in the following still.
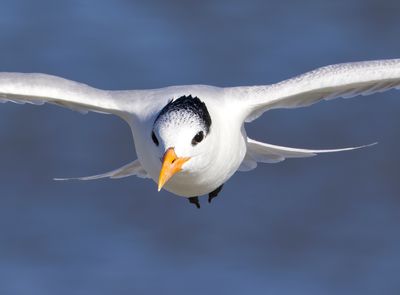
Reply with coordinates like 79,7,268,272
188,197,200,209
208,184,224,203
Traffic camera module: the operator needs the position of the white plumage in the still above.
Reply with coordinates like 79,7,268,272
0,59,399,204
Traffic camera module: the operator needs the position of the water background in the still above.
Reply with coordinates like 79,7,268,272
0,1,399,294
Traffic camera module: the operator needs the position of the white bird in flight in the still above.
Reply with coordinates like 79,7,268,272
1,59,399,208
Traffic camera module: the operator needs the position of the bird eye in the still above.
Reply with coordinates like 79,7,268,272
151,131,159,146
191,131,204,146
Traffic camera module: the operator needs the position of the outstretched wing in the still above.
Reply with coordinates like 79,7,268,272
0,72,133,116
226,59,400,122
238,138,376,171
54,159,149,180
0,73,155,179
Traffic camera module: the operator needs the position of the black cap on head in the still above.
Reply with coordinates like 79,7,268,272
154,95,212,133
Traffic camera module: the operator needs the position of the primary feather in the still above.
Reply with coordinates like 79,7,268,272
54,159,149,181
0,72,129,115
226,59,400,122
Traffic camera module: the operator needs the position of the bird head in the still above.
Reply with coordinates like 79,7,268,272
151,95,212,191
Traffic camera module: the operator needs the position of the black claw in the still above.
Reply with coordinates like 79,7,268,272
208,184,224,203
189,197,200,208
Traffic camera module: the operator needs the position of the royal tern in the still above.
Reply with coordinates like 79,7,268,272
1,59,399,207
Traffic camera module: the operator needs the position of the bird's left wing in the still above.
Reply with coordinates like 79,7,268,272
239,138,375,171
226,59,400,122
0,72,134,116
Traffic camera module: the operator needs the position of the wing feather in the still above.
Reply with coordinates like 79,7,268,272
54,159,149,181
226,59,400,122
238,138,376,172
0,72,132,116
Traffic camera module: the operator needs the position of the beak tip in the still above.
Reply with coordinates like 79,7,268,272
157,148,190,193
157,181,164,192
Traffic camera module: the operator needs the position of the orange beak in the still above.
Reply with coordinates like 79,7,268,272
158,148,190,191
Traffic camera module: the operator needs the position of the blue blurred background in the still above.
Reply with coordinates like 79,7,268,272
0,0,399,294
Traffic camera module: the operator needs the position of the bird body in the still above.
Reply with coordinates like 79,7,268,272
128,87,247,197
1,59,400,206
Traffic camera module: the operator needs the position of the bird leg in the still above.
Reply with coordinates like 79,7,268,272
208,184,224,203
188,197,200,208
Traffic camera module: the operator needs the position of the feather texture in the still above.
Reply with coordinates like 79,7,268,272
225,59,400,122
54,160,149,181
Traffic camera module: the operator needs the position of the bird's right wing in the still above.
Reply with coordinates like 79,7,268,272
0,73,159,179
0,72,138,116
238,137,375,171
54,159,150,180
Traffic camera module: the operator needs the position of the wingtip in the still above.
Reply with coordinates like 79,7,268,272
335,141,379,152
356,142,378,150
311,141,378,155
53,177,79,181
